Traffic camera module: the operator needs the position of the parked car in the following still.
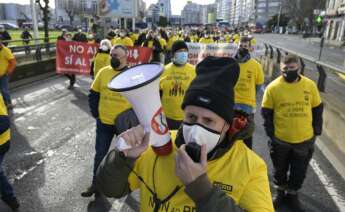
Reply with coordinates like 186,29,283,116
0,23,19,29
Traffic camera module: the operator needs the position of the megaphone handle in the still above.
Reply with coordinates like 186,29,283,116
115,137,132,151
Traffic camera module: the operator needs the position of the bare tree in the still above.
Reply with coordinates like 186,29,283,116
61,0,81,25
282,0,327,31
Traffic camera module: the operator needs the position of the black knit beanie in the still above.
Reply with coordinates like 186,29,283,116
171,40,188,54
181,56,240,124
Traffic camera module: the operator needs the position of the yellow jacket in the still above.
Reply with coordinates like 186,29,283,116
0,94,10,145
93,52,110,77
97,131,274,212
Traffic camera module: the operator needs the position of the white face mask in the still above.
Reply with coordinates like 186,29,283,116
183,123,222,153
101,45,109,51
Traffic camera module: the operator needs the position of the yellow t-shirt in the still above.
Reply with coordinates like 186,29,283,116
112,37,134,47
234,58,264,108
142,41,154,48
199,38,214,44
159,38,167,50
130,33,139,43
167,36,178,50
93,52,110,77
225,34,231,43
91,66,131,125
128,131,274,212
160,63,196,121
262,76,322,143
0,46,14,76
250,38,257,46
0,94,10,145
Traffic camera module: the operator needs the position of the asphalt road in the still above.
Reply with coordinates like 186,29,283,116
255,33,345,69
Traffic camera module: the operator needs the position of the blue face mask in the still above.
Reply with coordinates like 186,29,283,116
174,52,188,65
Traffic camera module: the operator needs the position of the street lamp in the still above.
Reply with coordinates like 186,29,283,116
276,0,282,33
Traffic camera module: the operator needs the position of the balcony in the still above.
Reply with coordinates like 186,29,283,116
326,8,337,16
338,3,345,15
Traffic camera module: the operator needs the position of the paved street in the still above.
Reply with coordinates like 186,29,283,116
255,33,345,69
0,74,344,212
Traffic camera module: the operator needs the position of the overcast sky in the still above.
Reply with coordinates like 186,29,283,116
0,0,215,15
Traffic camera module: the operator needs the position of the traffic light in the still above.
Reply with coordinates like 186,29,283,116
316,15,323,25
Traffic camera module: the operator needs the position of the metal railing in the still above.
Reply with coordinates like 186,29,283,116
2,37,58,63
262,42,345,92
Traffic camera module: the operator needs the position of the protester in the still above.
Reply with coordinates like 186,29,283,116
21,27,33,54
233,36,264,149
0,39,16,109
96,57,274,212
142,31,162,63
0,93,19,210
81,45,132,197
91,39,111,78
0,25,11,47
112,30,134,47
160,40,196,129
261,54,323,211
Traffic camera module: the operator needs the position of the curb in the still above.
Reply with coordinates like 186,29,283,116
316,134,345,181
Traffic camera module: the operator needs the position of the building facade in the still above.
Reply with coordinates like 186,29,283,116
55,0,98,25
255,0,281,26
147,3,160,25
325,0,345,43
181,1,202,25
0,3,35,25
216,0,232,24
157,0,172,20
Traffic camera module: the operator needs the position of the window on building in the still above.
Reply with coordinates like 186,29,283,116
257,2,266,8
268,2,280,7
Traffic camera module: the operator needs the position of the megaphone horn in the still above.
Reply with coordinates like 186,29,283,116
108,63,172,156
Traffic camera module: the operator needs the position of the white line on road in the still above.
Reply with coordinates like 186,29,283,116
310,159,345,211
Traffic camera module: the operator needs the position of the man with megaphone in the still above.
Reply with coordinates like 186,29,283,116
96,57,274,211
81,44,132,198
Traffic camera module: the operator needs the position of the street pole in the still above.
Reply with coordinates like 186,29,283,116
277,0,282,33
30,0,39,45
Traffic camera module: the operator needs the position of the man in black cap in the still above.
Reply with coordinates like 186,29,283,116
160,40,196,130
96,57,274,212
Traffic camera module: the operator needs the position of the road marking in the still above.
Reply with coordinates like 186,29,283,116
310,159,345,210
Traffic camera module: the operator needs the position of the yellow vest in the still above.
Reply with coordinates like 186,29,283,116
93,52,110,77
234,58,264,108
128,131,274,212
0,46,14,76
0,94,10,145
262,76,322,143
91,66,131,125
160,63,196,120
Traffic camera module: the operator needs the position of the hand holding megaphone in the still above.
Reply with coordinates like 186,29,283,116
117,125,150,158
108,64,173,156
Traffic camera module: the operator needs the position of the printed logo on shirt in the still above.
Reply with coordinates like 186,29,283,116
213,181,233,192
303,90,310,102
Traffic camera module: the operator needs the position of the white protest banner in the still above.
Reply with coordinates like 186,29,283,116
186,43,265,65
